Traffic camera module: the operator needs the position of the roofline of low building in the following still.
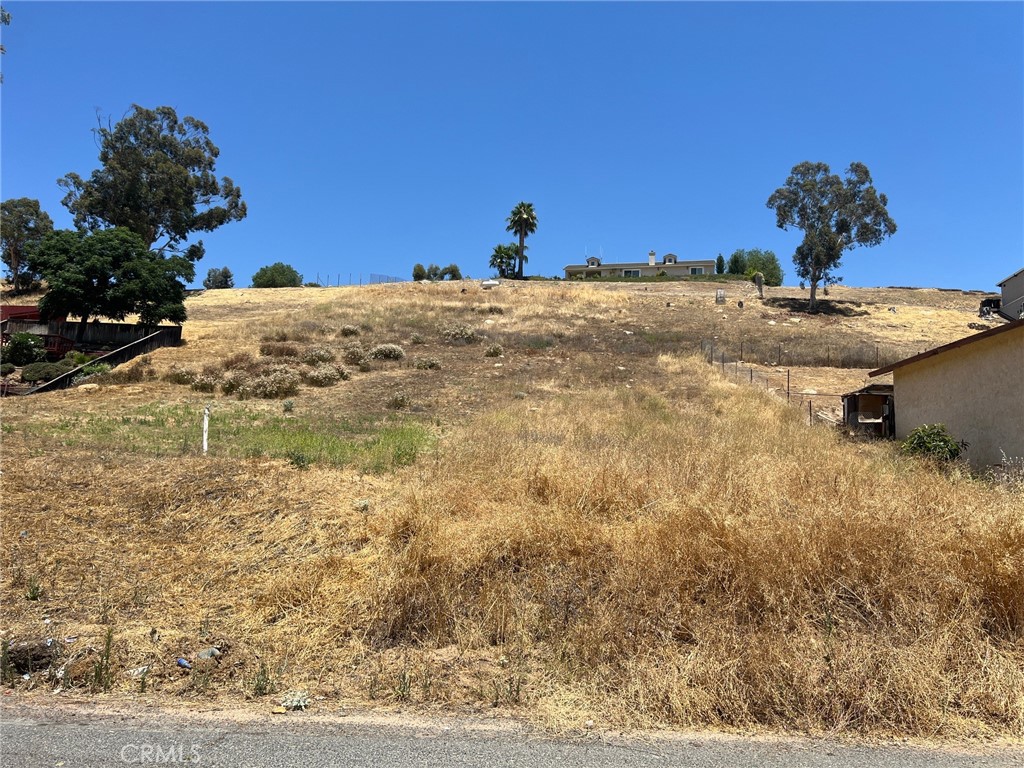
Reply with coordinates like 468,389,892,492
869,319,1023,377
563,259,715,269
997,266,1024,286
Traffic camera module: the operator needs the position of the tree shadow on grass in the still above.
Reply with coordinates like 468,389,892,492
764,297,871,317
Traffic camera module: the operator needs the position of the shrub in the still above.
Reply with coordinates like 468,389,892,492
301,346,335,365
259,341,301,358
2,333,45,366
410,333,425,345
0,363,15,377
386,392,410,410
302,363,345,387
486,304,504,315
65,351,95,366
190,374,220,393
342,344,367,366
440,324,477,344
97,356,155,384
901,424,967,462
339,325,360,337
282,399,295,413
414,358,441,370
237,367,301,399
261,328,310,343
251,262,302,288
368,343,406,361
163,366,197,386
222,352,254,370
20,362,66,383
220,369,250,395
485,344,504,358
77,363,111,378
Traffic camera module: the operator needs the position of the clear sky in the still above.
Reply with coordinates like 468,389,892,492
2,1,1022,290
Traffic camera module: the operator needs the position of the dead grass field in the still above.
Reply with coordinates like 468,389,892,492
2,280,1020,738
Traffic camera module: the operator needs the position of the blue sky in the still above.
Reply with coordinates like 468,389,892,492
2,1,1022,290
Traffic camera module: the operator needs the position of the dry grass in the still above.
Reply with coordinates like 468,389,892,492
1,281,1020,737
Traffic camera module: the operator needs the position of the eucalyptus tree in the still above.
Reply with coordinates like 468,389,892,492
767,161,895,310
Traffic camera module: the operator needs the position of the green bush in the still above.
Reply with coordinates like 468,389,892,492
0,363,15,377
20,362,67,383
339,325,360,337
251,262,302,288
2,333,45,366
237,367,301,399
901,424,967,462
414,357,441,370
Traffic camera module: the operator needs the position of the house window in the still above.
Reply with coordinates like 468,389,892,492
690,267,704,275
623,269,640,278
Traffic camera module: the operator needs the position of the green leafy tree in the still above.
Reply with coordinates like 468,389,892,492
729,248,784,286
251,262,302,288
29,228,190,341
767,161,896,309
0,5,10,84
440,263,462,281
1,198,53,293
412,263,427,281
489,243,518,279
715,253,725,274
726,250,747,275
425,263,442,281
58,105,246,265
202,266,234,289
505,202,537,279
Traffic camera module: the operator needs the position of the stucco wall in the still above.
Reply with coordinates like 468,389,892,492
1000,271,1024,319
894,325,1024,467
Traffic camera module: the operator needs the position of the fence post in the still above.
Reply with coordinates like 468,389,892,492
749,366,753,383
777,343,782,365
826,345,830,367
202,406,210,455
787,369,791,401
740,340,744,361
808,399,812,426
875,344,879,368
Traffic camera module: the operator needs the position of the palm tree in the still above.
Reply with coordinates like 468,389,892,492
505,202,537,280
489,243,518,279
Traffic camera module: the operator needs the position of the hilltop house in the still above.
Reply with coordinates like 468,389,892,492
868,320,1023,468
563,251,715,280
997,266,1024,320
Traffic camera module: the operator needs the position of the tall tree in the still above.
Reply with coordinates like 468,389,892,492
203,266,234,289
29,228,191,341
58,105,246,265
0,6,10,84
505,202,537,280
767,161,895,309
489,243,518,279
729,248,784,286
726,251,747,275
1,198,53,293
412,263,427,281
715,253,725,274
251,262,301,288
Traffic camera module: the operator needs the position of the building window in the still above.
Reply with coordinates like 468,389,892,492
690,267,704,275
623,269,640,277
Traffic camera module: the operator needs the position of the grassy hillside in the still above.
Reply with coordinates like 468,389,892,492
1,281,1020,737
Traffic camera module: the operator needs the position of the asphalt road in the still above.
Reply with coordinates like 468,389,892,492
0,704,1019,768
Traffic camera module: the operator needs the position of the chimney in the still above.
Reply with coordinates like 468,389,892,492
648,250,656,266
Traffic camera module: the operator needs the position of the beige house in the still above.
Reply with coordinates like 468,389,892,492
869,320,1023,467
564,251,715,279
997,266,1024,320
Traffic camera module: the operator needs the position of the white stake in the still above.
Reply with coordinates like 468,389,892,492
203,406,210,455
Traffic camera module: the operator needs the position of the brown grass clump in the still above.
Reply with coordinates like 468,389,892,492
2,281,1019,737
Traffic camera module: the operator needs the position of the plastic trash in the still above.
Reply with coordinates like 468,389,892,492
176,658,192,670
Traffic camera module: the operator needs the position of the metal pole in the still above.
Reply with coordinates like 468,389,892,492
787,369,791,401
202,406,210,455
740,340,744,361
808,400,813,426
749,366,753,383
